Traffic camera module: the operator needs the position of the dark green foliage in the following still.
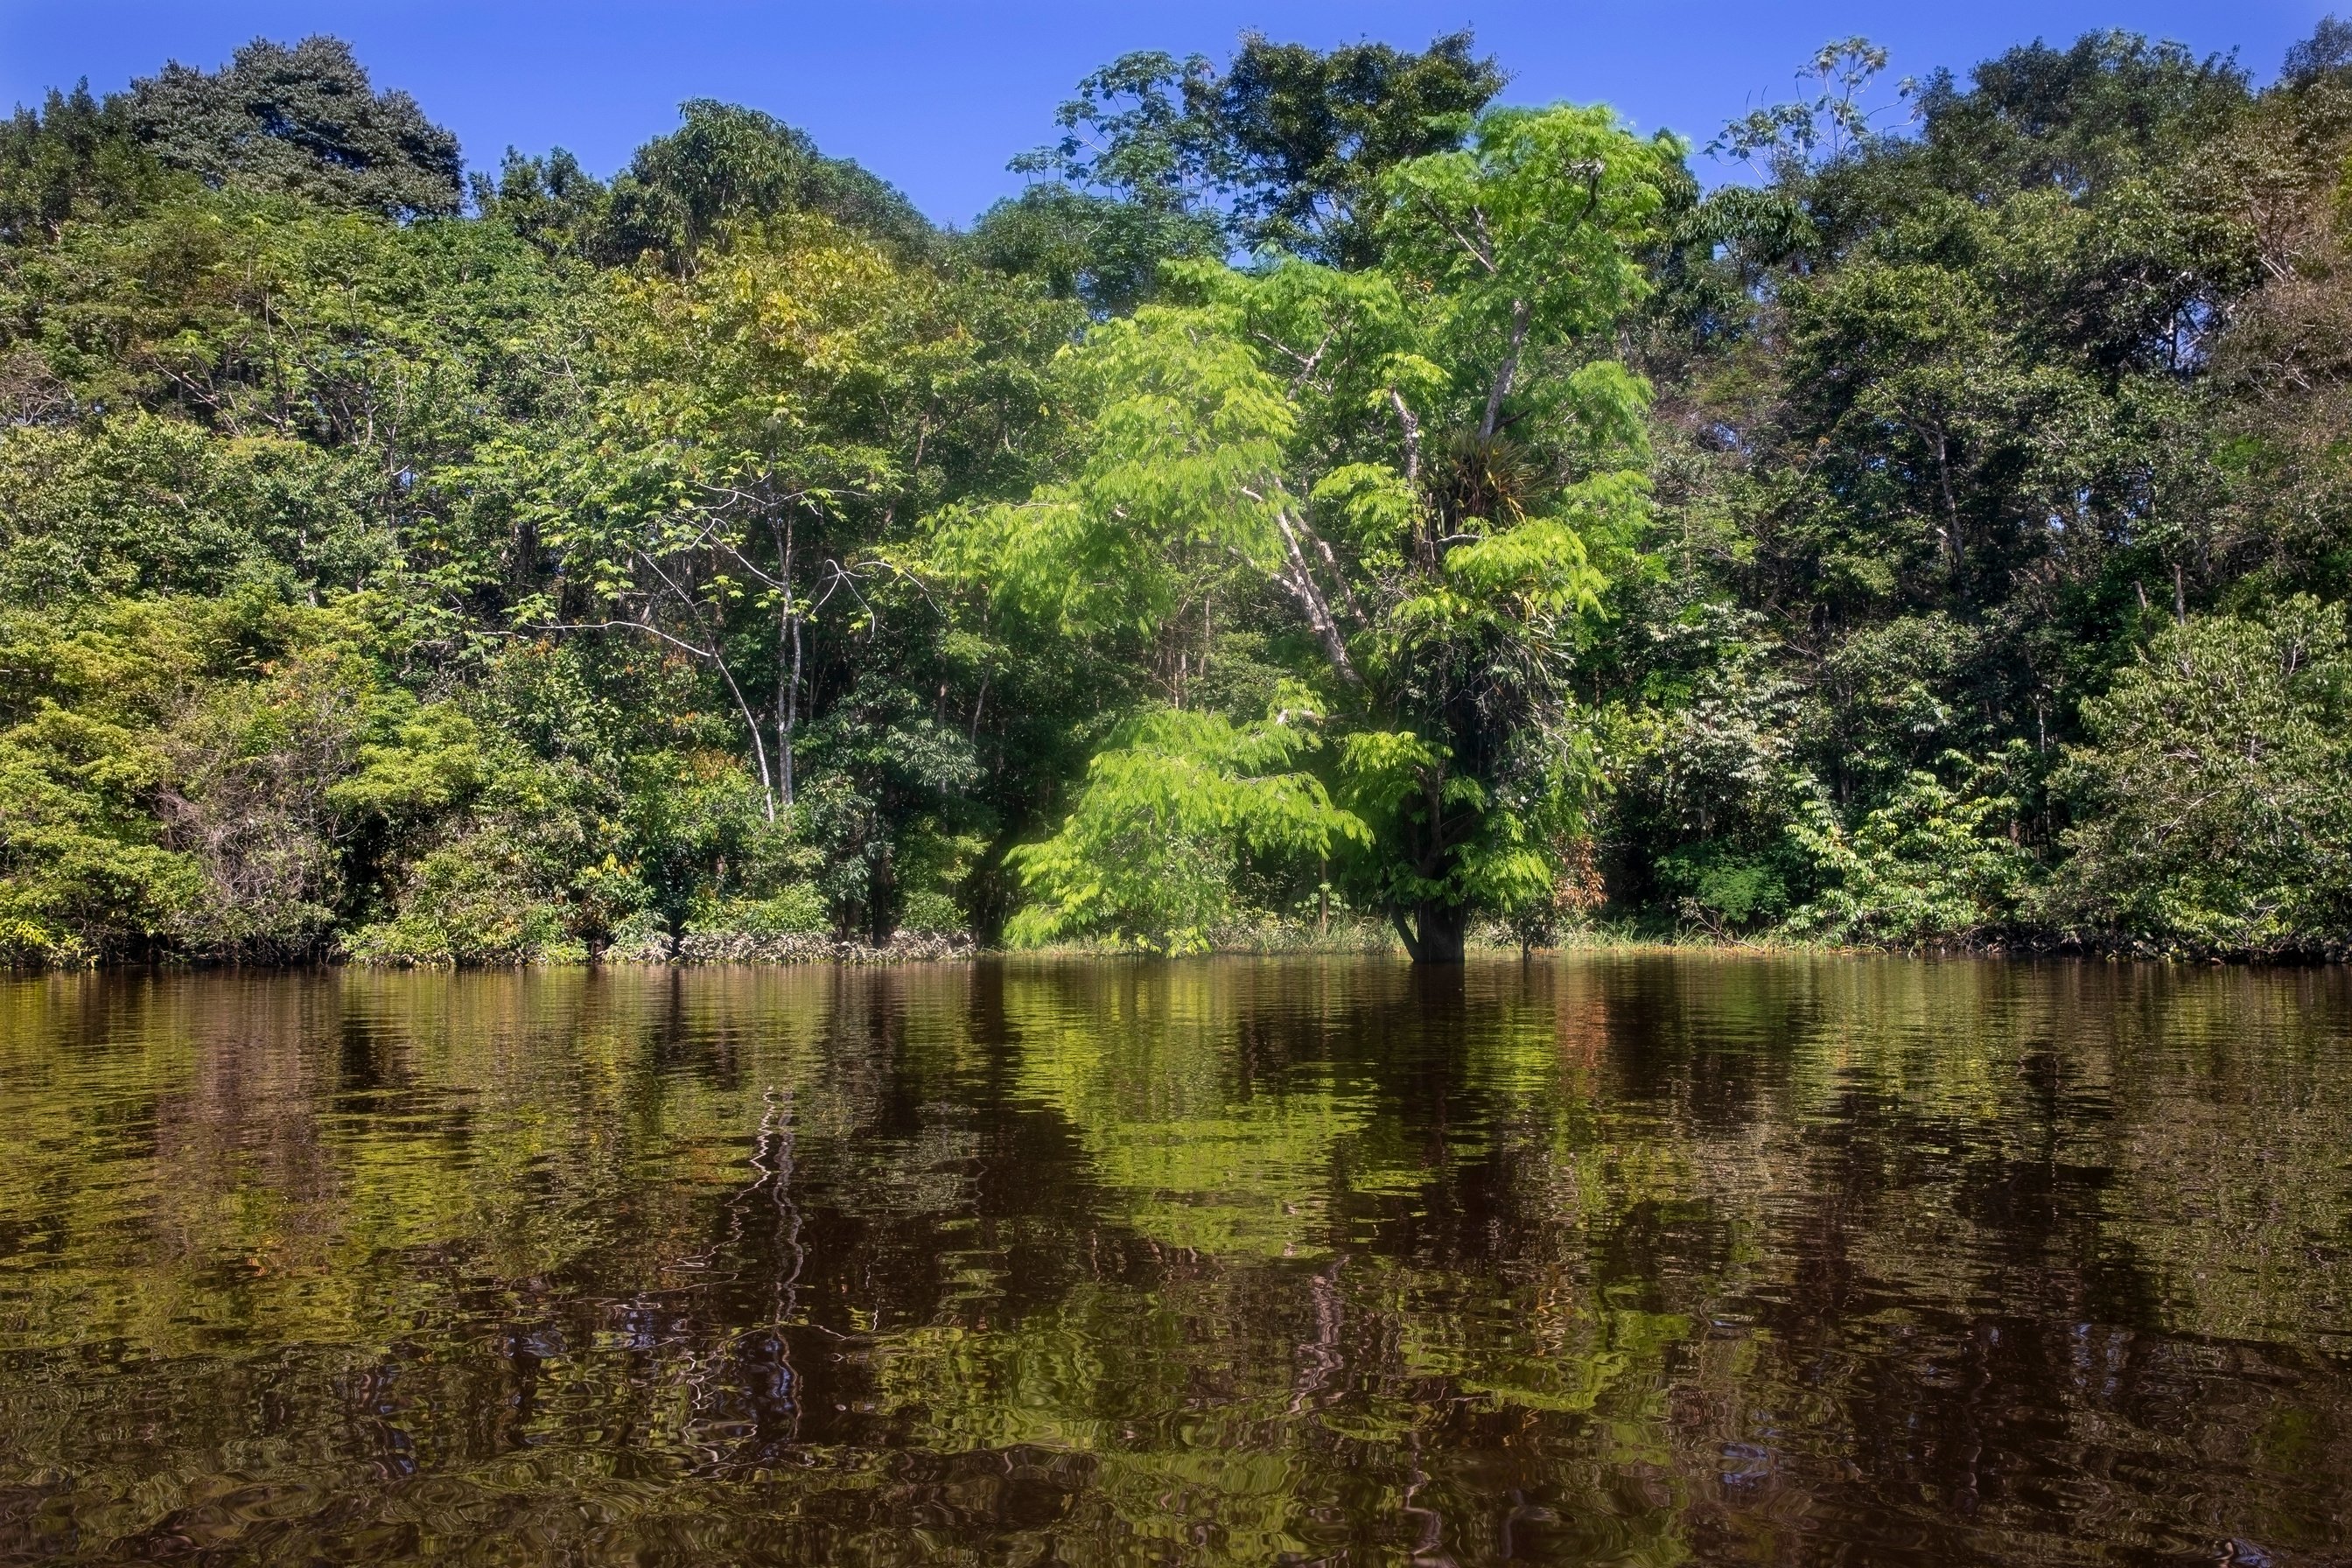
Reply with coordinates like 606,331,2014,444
1014,30,1504,265
2051,599,2352,954
128,37,463,218
965,185,1222,315
0,83,184,246
469,147,608,258
1908,32,2248,199
1190,30,1508,266
1655,839,1791,934
2284,17,2352,87
596,100,931,265
475,125,938,300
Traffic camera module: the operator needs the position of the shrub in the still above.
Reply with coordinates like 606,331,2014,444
690,884,829,939
345,836,575,964
1007,703,1362,954
0,916,87,969
1656,838,1792,934
1788,755,2035,946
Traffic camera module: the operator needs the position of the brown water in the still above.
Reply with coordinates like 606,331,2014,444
0,956,2348,1565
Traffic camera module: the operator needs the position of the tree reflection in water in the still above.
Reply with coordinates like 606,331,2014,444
0,956,2347,1564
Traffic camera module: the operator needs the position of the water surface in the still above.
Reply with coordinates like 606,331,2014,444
1,956,2348,1564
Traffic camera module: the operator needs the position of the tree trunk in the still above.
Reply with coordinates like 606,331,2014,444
866,839,895,948
1274,512,1361,687
1480,298,1533,441
775,519,799,808
1393,900,1468,964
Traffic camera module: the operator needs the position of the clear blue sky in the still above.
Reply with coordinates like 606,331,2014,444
1,2,2330,225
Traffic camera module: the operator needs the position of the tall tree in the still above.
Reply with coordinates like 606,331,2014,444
0,82,182,246
946,104,1680,960
964,184,1223,316
501,214,1068,937
597,100,931,268
128,36,463,218
1015,30,1505,266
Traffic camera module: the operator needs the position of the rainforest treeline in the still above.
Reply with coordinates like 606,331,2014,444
4,24,2350,965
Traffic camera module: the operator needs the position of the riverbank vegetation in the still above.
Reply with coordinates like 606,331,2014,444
4,24,2351,965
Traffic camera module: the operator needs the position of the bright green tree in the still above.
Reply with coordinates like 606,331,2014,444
1004,695,1364,951
946,103,1681,960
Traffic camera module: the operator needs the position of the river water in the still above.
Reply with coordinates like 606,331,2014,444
0,956,2347,1564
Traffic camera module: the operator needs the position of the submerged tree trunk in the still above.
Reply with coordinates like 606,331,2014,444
1392,900,1468,964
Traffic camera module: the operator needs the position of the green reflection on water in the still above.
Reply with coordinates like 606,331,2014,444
0,956,2348,1564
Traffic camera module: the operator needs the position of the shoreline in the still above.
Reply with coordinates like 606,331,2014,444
18,927,2350,974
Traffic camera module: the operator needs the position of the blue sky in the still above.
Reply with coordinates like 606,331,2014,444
1,2,2329,225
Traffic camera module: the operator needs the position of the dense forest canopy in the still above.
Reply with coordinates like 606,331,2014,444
2,21,2350,965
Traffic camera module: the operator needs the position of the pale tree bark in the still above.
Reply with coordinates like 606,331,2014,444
1480,298,1533,441
772,515,801,808
1274,511,1362,688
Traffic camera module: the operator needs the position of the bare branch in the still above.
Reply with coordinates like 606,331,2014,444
1273,511,1362,688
